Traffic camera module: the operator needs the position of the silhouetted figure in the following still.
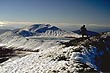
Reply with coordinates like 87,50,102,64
80,25,88,37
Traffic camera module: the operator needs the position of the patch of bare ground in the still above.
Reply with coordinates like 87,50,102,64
0,46,35,63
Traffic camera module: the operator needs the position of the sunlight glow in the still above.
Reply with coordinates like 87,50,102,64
0,21,6,24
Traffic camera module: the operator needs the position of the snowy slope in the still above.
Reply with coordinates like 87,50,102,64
0,44,98,73
0,24,109,73
0,24,80,51
0,32,109,73
17,24,80,37
0,31,60,51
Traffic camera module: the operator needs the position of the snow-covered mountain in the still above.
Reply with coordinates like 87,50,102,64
1,24,109,73
0,24,80,51
0,32,109,73
17,24,79,37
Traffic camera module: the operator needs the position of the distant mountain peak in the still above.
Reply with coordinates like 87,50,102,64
17,24,79,37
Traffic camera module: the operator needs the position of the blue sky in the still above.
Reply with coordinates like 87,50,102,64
0,0,110,32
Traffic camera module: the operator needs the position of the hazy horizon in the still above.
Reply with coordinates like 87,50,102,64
0,0,110,32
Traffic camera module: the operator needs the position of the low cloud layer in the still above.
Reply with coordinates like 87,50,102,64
0,21,109,32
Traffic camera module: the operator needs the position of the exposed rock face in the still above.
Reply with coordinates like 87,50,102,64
63,32,110,72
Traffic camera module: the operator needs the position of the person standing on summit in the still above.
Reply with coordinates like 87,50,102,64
80,25,88,37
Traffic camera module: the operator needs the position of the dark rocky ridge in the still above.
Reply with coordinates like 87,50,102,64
62,32,110,72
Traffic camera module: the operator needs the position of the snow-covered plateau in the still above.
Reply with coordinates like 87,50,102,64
0,24,110,73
